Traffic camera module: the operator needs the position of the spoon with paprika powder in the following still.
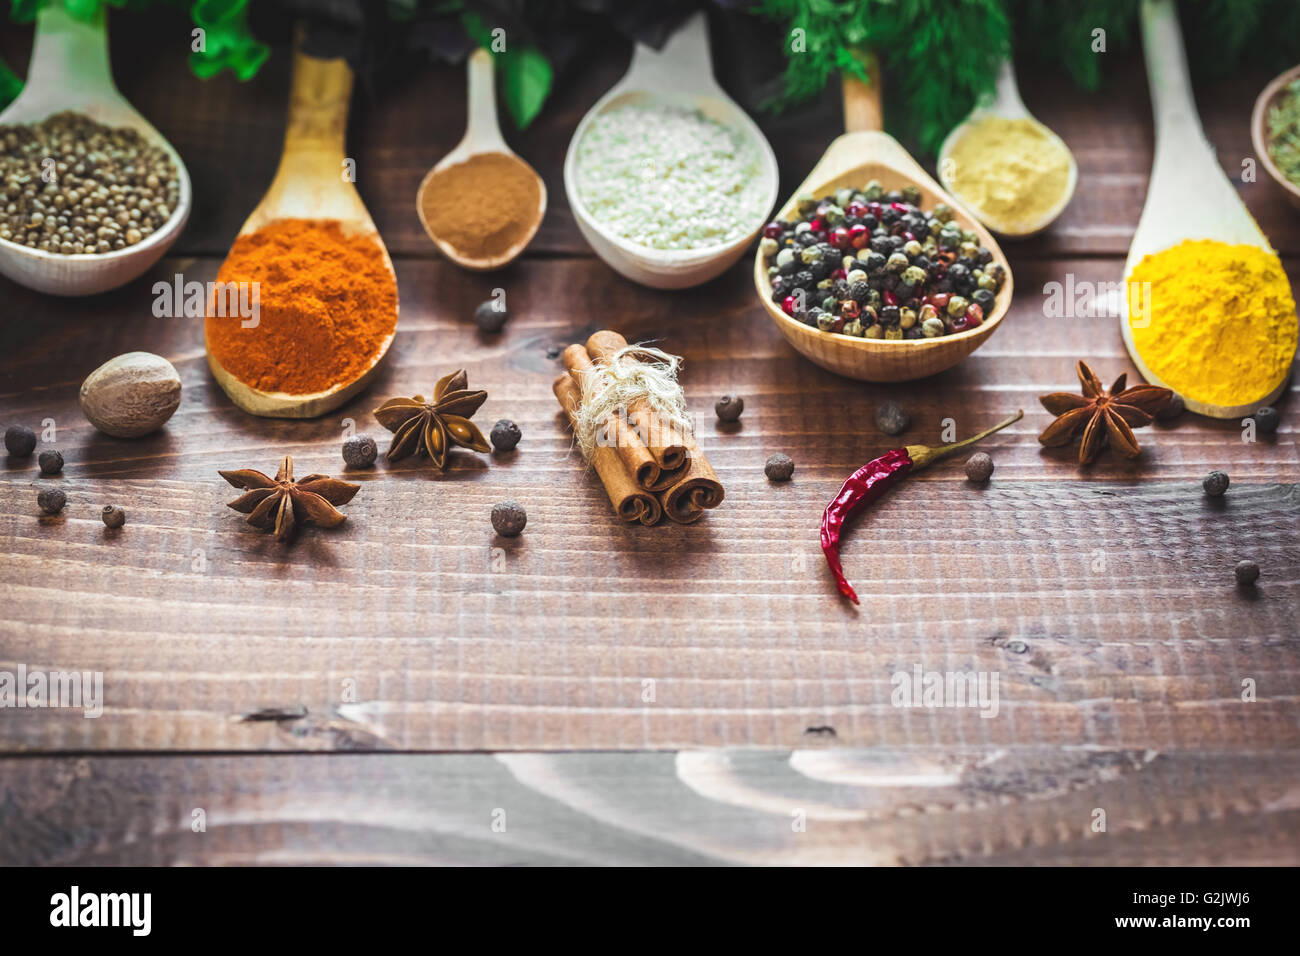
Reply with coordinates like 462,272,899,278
416,49,547,271
205,42,399,419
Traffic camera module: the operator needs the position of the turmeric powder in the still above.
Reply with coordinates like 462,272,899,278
1128,240,1297,408
205,219,397,396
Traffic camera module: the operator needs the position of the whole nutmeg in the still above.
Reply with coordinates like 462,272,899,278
80,351,181,438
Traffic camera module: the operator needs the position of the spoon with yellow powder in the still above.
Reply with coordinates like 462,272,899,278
937,60,1077,238
416,49,547,271
1122,0,1297,419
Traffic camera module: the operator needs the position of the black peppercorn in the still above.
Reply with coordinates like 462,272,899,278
1202,471,1230,497
1234,560,1260,586
764,453,795,481
474,299,508,334
491,500,527,537
37,488,66,515
715,395,744,423
490,419,521,452
5,424,36,457
101,505,126,529
38,449,64,476
875,401,911,436
1251,406,1280,435
342,435,378,469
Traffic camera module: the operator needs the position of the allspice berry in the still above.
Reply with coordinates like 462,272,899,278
101,505,126,529
491,500,527,537
764,453,794,481
715,395,744,423
38,449,64,476
37,488,66,515
875,401,910,436
80,351,181,438
490,419,521,452
4,424,36,457
1252,406,1280,435
965,452,994,483
342,435,378,469
474,300,508,334
1202,471,1230,497
1234,560,1260,586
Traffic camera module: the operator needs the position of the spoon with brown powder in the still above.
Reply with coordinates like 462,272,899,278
416,49,547,271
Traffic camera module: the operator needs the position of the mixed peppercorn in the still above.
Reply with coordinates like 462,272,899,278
760,181,1006,339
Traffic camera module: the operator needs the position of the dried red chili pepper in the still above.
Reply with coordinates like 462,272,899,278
821,411,1023,604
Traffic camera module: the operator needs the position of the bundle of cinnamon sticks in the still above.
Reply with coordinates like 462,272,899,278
553,331,723,526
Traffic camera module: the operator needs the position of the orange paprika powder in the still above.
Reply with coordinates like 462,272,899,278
205,219,398,395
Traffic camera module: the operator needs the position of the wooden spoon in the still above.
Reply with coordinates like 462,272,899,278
1122,0,1292,419
0,3,191,296
753,57,1014,383
937,59,1078,237
416,48,546,271
206,46,398,419
562,11,778,289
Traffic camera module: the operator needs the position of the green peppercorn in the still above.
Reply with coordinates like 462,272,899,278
947,295,969,318
959,242,979,260
884,327,904,340
922,317,945,337
834,188,854,207
759,237,778,257
886,252,909,273
824,205,845,225
977,272,997,291
901,266,927,288
843,319,864,337
796,193,818,216
902,239,922,258
863,180,883,200
816,312,835,332
901,185,922,206
899,307,917,330
776,248,795,269
932,203,953,223
799,245,822,265
846,269,867,284
864,323,884,339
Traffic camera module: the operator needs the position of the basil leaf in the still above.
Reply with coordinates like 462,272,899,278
499,45,552,129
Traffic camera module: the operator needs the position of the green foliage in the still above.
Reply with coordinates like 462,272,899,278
754,0,1009,155
1011,0,1137,91
461,7,554,129
3,0,268,104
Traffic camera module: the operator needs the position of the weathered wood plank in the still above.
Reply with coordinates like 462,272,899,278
1,749,1295,865
1,254,1297,752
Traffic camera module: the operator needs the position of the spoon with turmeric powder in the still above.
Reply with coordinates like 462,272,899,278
416,49,547,271
205,41,399,419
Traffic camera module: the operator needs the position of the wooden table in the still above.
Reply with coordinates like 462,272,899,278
2,12,1297,866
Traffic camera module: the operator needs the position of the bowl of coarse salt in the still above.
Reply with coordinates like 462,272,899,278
563,12,778,289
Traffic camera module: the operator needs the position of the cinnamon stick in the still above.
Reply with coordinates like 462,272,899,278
585,331,688,475
553,373,662,526
658,431,725,524
562,343,680,492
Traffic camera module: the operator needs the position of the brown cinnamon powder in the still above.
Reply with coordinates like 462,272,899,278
419,152,540,260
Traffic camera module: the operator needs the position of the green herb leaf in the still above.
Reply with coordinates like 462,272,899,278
499,46,552,129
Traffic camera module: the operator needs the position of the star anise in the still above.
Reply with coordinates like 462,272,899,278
1038,361,1172,464
219,455,360,542
374,369,491,468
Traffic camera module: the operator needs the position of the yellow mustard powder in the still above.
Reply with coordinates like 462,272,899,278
947,116,1071,228
1129,239,1297,407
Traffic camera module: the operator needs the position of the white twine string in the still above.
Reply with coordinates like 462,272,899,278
573,345,691,462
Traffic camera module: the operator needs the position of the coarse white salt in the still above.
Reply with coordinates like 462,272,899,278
574,102,765,251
